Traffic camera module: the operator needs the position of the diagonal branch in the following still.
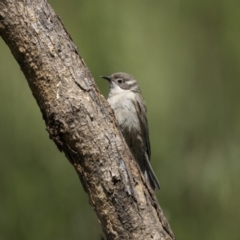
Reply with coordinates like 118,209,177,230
0,0,175,239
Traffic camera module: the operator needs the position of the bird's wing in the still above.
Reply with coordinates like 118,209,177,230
132,97,151,160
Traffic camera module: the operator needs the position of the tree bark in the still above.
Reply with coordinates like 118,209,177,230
0,0,175,239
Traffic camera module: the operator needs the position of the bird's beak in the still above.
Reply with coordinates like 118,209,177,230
100,76,111,82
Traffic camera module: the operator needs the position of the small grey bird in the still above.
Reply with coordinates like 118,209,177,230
101,72,160,191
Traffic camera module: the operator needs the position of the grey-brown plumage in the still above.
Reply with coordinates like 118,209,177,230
101,72,160,191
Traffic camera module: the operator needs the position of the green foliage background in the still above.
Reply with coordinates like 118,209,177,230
0,1,240,239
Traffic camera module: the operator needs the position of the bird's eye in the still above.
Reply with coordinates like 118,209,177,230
117,79,123,84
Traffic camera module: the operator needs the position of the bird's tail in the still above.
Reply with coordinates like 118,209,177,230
143,157,160,191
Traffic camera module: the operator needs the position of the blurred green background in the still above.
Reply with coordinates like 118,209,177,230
1,0,240,239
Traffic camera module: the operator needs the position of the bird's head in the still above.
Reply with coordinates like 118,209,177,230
101,72,140,94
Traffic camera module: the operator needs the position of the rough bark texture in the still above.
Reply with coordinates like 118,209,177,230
0,0,175,239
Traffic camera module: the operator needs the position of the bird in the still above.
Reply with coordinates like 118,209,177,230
101,72,160,191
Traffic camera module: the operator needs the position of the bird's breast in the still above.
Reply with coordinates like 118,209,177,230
107,93,141,136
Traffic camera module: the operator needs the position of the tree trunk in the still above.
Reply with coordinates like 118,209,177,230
0,0,175,239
